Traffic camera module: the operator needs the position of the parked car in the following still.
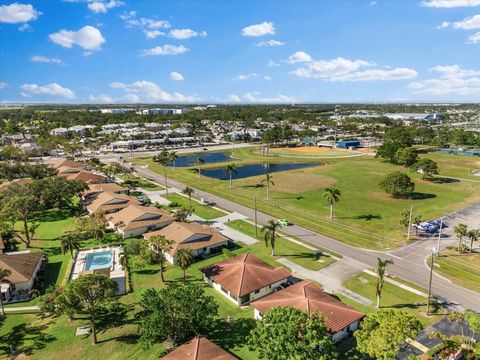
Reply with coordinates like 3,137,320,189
278,219,292,226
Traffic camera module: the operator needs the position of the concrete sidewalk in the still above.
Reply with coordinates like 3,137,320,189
4,306,40,312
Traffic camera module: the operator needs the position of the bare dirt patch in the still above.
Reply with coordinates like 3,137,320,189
287,146,333,153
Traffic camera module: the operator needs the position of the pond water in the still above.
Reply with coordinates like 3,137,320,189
201,163,318,180
169,152,232,167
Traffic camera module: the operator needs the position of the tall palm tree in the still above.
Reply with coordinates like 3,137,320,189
149,235,175,283
173,206,193,222
454,223,468,253
156,149,171,198
176,248,194,284
169,151,178,169
323,186,341,219
182,186,194,207
261,173,275,200
194,158,204,178
225,163,238,188
261,220,282,256
467,229,479,253
60,233,81,259
0,268,12,315
375,257,394,309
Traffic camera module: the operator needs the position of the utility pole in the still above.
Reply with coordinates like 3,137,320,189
406,205,413,242
254,194,258,239
426,246,436,315
333,105,340,146
436,219,443,257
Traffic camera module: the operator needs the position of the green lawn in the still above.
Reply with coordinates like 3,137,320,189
226,219,336,271
342,273,446,327
167,193,227,220
435,250,480,292
133,147,480,250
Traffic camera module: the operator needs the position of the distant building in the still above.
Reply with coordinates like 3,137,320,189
336,140,360,149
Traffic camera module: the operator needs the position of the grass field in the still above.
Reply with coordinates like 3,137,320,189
166,193,227,219
435,250,480,292
132,147,480,250
424,153,480,181
268,146,357,158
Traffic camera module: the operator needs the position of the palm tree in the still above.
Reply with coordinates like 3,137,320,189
375,257,394,309
0,268,12,315
169,151,178,169
156,149,171,198
176,248,194,284
149,235,175,283
261,173,275,200
194,158,204,178
182,186,194,207
119,252,127,270
173,206,193,222
323,186,341,219
454,223,468,253
60,233,81,259
261,220,282,256
467,229,479,253
225,163,238,188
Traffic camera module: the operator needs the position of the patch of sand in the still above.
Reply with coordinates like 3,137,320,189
287,146,333,153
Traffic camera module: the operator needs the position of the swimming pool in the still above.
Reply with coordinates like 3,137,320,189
84,251,113,271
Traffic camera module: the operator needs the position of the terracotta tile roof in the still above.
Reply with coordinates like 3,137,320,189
144,222,229,255
162,336,237,360
52,159,87,169
86,191,139,213
201,253,291,298
251,280,365,333
108,204,175,231
56,166,82,176
0,235,4,250
66,171,106,184
84,183,128,197
0,252,43,284
0,178,33,190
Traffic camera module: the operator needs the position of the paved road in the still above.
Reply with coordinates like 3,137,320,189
124,162,480,311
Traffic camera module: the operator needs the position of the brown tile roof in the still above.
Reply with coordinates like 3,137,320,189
66,171,106,184
251,280,365,333
52,159,87,169
56,166,82,176
84,183,128,197
144,222,229,255
108,204,175,231
86,191,139,213
0,236,4,250
0,252,43,284
201,253,291,298
162,336,237,360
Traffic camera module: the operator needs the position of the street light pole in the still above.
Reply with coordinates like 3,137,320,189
427,246,436,315
436,219,443,257
407,205,413,242
254,194,258,239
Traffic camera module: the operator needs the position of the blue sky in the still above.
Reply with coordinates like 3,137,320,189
0,0,479,103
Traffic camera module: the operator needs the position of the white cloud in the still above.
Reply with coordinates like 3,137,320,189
241,92,295,103
88,0,123,13
268,60,280,67
255,39,284,47
0,3,41,24
20,83,76,99
469,31,480,42
263,76,272,80
140,44,189,56
88,94,114,103
232,73,270,81
123,93,140,103
49,25,106,51
31,55,65,65
332,68,418,81
408,64,480,95
169,71,184,81
241,21,275,37
422,0,480,8
110,80,198,102
286,51,313,63
228,94,241,102
168,28,207,39
0,82,7,89
145,30,164,39
440,14,480,30
120,11,170,39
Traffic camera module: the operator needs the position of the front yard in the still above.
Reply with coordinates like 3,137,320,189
435,250,480,292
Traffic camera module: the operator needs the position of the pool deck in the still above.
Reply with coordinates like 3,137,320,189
71,246,126,294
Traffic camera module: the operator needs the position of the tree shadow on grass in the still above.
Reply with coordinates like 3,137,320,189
133,269,158,276
30,210,73,223
339,214,382,221
0,321,56,357
41,247,63,256
410,192,437,200
278,251,332,262
205,317,256,352
43,260,63,290
96,302,131,330
430,177,460,184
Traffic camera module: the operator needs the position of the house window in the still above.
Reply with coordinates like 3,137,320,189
255,289,260,294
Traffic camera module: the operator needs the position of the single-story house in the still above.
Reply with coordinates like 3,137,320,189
251,280,365,342
162,335,237,360
0,252,43,302
144,222,230,264
66,171,106,184
107,204,175,238
56,166,82,177
83,183,129,200
86,191,139,214
200,253,291,306
52,159,88,170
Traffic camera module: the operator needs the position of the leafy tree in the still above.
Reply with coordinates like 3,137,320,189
66,274,118,344
411,158,438,180
60,232,82,258
467,229,479,253
182,186,194,207
454,223,468,253
355,310,423,360
261,173,275,200
375,257,394,309
413,214,423,236
0,144,28,162
224,163,237,188
323,186,341,219
148,235,174,283
0,268,12,315
173,206,193,222
261,220,281,256
119,252,127,270
399,209,410,236
75,212,105,242
378,172,415,198
31,177,87,209
395,147,419,167
139,285,218,348
194,157,204,178
247,306,337,360
375,140,405,163
176,248,194,284
384,127,414,147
